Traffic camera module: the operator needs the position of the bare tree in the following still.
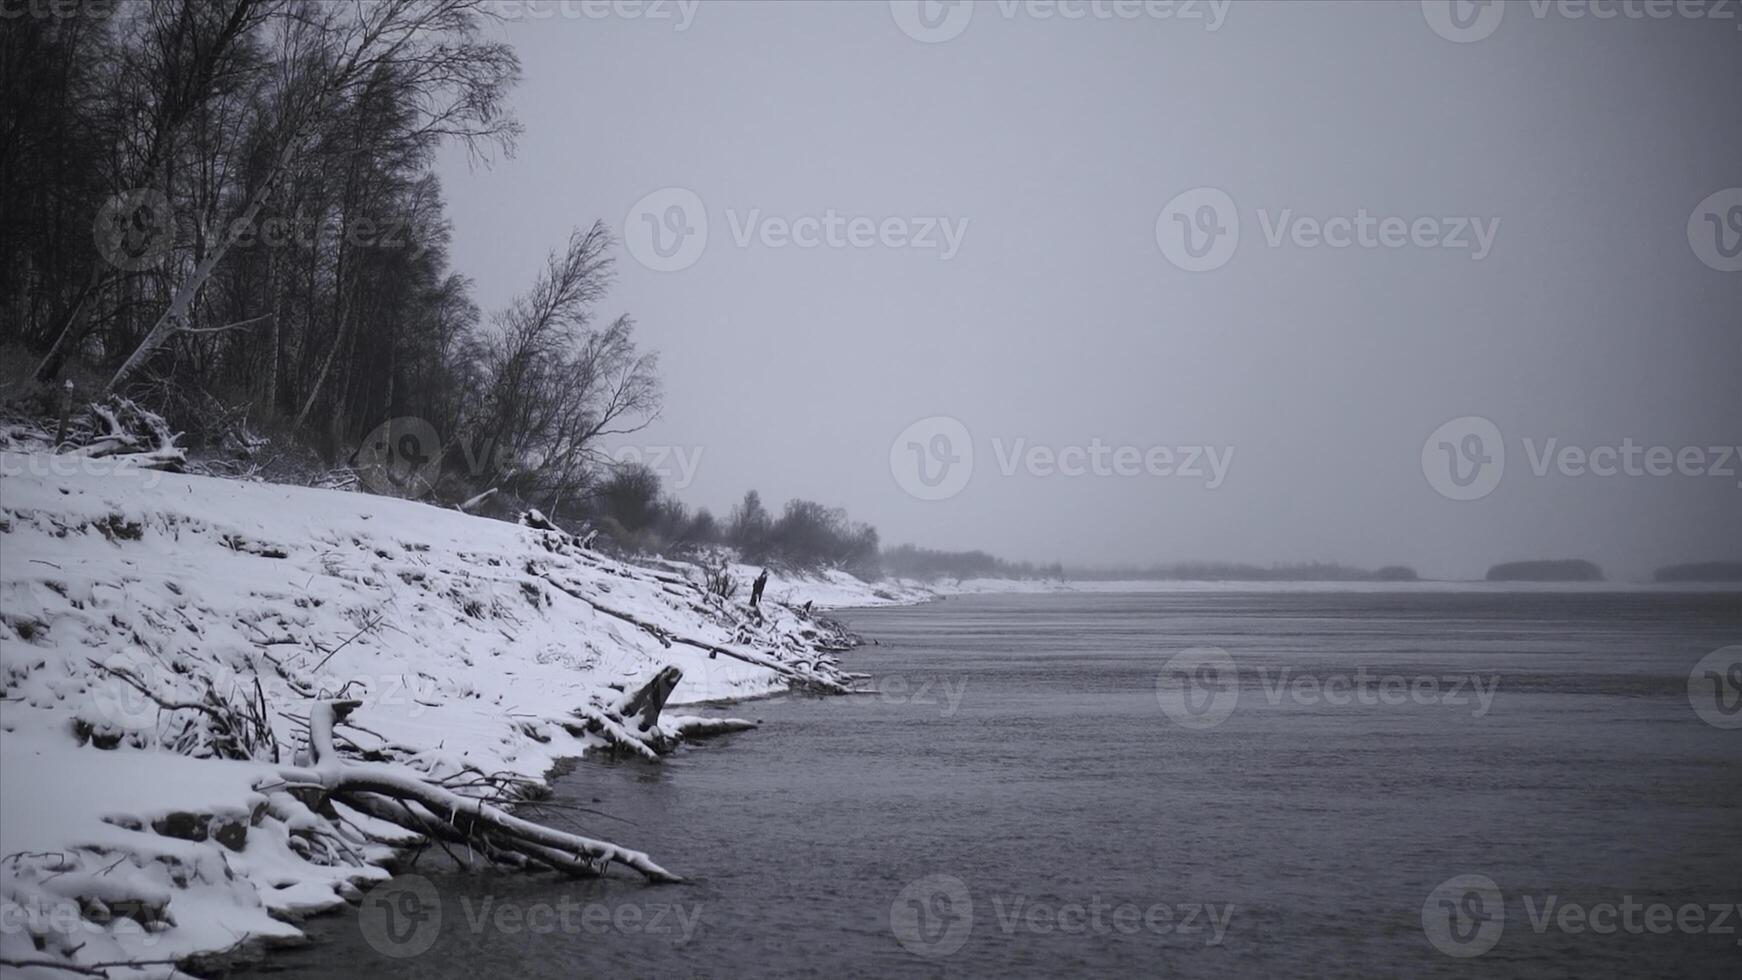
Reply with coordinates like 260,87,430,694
467,222,662,511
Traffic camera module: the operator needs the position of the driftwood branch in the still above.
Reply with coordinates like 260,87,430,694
278,700,680,882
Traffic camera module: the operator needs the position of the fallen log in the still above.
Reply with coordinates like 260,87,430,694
274,700,680,882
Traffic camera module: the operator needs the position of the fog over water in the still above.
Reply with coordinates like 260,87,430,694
435,1,1742,579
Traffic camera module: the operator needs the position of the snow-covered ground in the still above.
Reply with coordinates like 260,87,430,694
0,455,872,976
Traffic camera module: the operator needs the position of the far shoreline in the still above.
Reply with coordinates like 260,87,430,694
912,577,1742,598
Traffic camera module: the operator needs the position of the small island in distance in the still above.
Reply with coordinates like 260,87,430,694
1653,561,1742,582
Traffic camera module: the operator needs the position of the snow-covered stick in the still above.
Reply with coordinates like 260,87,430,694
458,487,498,513
282,700,681,883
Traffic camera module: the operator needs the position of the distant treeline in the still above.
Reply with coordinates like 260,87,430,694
580,470,880,578
881,545,1065,582
580,467,1075,583
1484,560,1604,582
1068,562,1419,582
1653,561,1742,582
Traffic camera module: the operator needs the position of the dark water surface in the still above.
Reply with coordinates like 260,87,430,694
272,591,1741,978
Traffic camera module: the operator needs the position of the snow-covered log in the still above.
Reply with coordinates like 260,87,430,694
278,700,680,883
55,397,186,471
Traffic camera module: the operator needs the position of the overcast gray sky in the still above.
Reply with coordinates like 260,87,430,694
436,0,1741,580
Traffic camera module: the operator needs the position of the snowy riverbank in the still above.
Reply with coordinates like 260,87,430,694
0,456,879,976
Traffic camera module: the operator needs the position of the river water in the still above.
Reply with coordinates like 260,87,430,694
272,590,1740,978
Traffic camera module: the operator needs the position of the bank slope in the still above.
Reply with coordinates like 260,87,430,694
0,455,856,976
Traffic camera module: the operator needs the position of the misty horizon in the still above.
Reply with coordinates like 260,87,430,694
419,0,1741,582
